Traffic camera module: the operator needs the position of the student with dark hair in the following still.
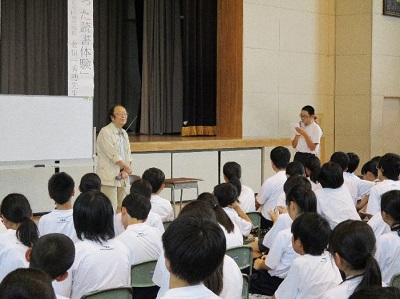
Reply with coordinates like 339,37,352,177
286,161,305,178
69,191,130,299
366,153,400,216
0,268,56,299
323,220,381,299
292,105,323,165
223,161,256,212
361,159,379,182
79,172,101,192
273,213,341,299
142,168,174,222
304,154,322,192
347,152,360,174
330,151,350,172
160,216,226,299
315,162,360,229
38,172,77,242
214,183,252,237
197,192,243,248
0,193,38,281
257,146,290,229
349,286,400,299
375,190,400,286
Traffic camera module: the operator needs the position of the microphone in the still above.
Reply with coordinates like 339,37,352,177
125,115,138,131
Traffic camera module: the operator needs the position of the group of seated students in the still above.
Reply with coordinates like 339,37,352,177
0,147,400,299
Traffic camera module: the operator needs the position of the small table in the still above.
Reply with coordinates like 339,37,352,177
164,177,202,218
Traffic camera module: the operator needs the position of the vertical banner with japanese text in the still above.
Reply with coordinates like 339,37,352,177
68,0,94,97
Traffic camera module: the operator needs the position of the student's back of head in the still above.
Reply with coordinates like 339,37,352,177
270,146,291,170
304,155,321,183
223,161,242,195
286,180,317,214
213,183,238,207
48,172,75,204
29,233,75,280
329,220,381,292
318,162,344,189
381,190,400,230
130,178,152,199
162,215,226,285
0,193,38,247
283,175,312,196
349,286,400,299
361,160,378,180
73,191,115,243
330,151,349,172
291,213,331,256
122,192,151,221
0,268,56,299
347,152,360,173
378,153,400,181
286,161,305,177
142,167,165,193
79,173,101,193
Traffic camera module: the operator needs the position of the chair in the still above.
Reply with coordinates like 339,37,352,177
131,260,158,288
241,274,249,299
163,221,172,230
226,245,253,276
247,211,261,238
81,287,132,299
390,273,400,289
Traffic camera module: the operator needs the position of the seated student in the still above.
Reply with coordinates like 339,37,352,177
0,268,56,299
79,172,101,193
349,286,400,299
251,179,317,296
315,162,360,229
114,179,164,235
323,220,382,299
214,183,252,237
142,168,174,222
375,190,400,286
68,191,130,299
197,192,243,249
38,172,78,242
0,193,39,281
153,200,243,299
223,161,256,212
361,159,380,182
273,213,342,299
117,192,162,265
160,215,226,299
346,152,375,199
275,161,305,208
257,146,290,228
366,153,400,216
304,155,322,192
27,233,75,299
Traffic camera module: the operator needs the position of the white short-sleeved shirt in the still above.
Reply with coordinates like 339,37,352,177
308,178,322,193
238,185,256,213
0,229,29,281
292,121,323,157
56,294,69,299
117,223,162,265
153,254,242,299
0,221,6,233
219,223,243,249
343,172,374,205
114,212,164,236
375,231,400,286
69,238,131,299
150,194,174,222
38,209,78,242
258,171,287,220
266,228,299,278
368,212,390,239
275,252,342,299
366,180,400,215
262,213,292,249
223,207,252,237
316,185,360,229
321,276,362,299
160,284,221,299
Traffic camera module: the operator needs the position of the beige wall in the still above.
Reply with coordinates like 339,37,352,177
243,0,335,161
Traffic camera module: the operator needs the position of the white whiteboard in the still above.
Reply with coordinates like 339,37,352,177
0,95,93,162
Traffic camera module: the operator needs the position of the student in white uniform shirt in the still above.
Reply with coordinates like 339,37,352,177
304,154,322,192
346,152,375,199
142,168,174,222
117,192,163,265
368,212,390,239
223,161,256,212
197,192,243,248
27,234,75,299
251,177,317,296
375,190,400,286
366,153,400,216
38,172,78,242
0,268,57,299
323,220,382,299
357,158,381,211
316,162,360,229
68,191,130,299
275,161,306,207
0,193,39,281
273,213,342,299
214,183,252,237
257,146,290,229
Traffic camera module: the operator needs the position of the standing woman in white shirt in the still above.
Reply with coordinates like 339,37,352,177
0,193,39,281
223,161,256,212
323,220,382,299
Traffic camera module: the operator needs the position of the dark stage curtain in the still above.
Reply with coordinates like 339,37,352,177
0,0,67,95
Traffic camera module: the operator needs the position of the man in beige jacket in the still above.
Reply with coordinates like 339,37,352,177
96,105,132,212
